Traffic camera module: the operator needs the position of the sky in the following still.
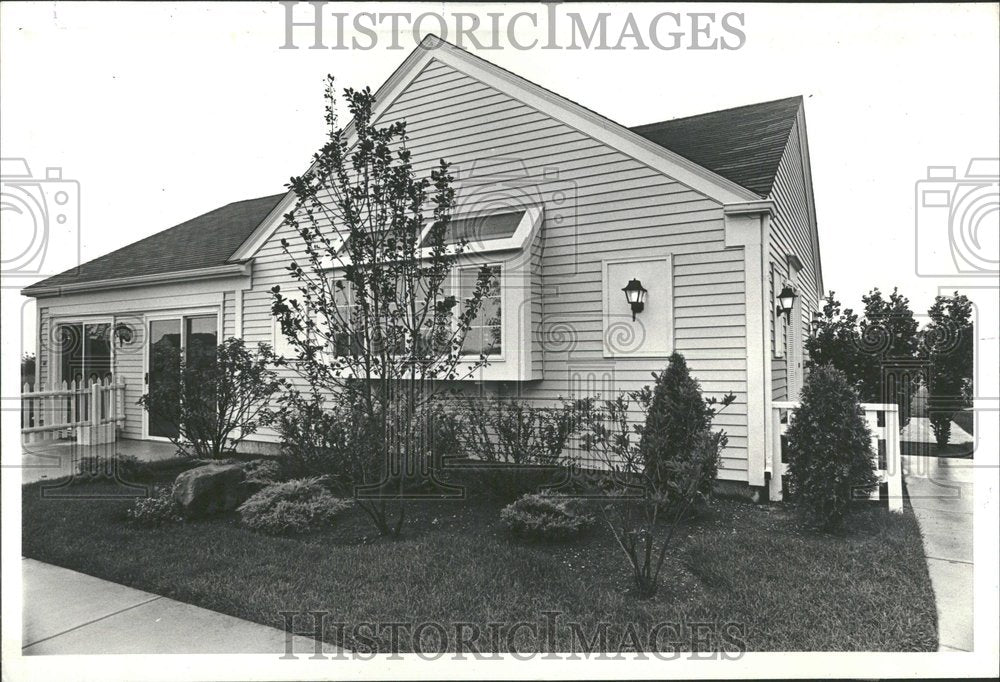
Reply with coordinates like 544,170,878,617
2,2,999,359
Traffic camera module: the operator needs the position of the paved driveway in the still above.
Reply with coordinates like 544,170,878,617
901,454,973,652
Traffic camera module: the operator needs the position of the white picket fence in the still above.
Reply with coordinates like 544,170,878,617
768,400,903,512
21,377,126,446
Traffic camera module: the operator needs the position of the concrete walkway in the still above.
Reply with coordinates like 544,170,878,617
900,416,973,446
19,438,179,485
22,558,337,655
901,454,974,652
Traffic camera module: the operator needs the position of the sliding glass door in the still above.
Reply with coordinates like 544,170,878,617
146,313,218,440
147,319,182,439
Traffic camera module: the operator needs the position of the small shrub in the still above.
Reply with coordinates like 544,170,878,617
243,458,283,483
457,396,591,499
499,491,595,541
75,454,144,484
577,353,735,598
275,389,381,491
126,486,184,527
785,365,879,530
638,352,732,503
237,477,352,535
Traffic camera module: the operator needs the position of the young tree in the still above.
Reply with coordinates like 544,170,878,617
139,338,283,459
785,365,879,531
270,79,495,536
580,353,734,598
805,291,864,388
807,289,920,426
923,293,974,447
858,287,919,425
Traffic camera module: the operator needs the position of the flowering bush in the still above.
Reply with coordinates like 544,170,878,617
499,491,595,542
125,486,184,527
237,477,352,535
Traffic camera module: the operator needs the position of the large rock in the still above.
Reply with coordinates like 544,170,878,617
172,463,249,518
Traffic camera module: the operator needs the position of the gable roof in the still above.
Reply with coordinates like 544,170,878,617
22,194,283,296
229,34,764,262
24,39,818,297
630,96,803,197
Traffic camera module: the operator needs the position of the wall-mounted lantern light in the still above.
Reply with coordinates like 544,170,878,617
114,322,135,347
622,279,647,321
776,284,797,321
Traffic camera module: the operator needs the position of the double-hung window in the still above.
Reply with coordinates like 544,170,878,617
459,264,502,357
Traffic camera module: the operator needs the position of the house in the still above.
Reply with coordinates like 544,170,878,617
22,35,823,498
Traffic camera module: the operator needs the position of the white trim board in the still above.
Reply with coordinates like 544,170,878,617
23,263,251,299
601,255,674,359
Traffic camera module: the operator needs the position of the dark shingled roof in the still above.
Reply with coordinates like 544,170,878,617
630,96,803,197
23,194,284,294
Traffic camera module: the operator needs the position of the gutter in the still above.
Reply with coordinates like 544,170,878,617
21,261,252,298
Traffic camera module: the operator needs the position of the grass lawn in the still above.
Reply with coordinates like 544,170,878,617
22,470,937,653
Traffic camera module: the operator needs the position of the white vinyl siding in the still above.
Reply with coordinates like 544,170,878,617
767,116,819,402
241,58,751,479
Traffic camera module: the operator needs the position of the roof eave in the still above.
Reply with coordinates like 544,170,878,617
21,261,252,299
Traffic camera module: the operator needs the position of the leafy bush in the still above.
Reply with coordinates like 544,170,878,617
785,365,879,530
75,453,145,484
139,337,284,459
456,395,591,499
237,477,352,535
275,387,382,491
125,486,183,527
499,491,595,541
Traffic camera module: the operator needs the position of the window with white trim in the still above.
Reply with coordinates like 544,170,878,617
330,277,363,357
459,264,502,357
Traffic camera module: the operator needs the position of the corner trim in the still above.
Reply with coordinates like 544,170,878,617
724,211,769,487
